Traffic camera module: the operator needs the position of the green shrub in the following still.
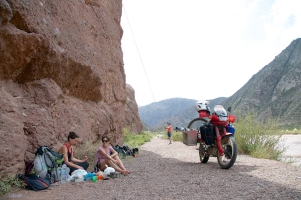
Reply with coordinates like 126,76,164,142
172,131,183,142
162,131,182,142
234,112,285,160
0,174,25,196
123,128,153,148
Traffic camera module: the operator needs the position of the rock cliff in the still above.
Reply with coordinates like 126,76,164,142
0,0,142,175
222,38,301,128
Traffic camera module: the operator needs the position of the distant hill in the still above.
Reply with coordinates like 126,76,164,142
221,38,301,129
138,38,301,130
138,97,226,130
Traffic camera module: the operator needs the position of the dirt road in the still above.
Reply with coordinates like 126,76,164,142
2,137,301,200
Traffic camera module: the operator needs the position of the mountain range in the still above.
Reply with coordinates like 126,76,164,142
139,38,301,130
139,97,226,130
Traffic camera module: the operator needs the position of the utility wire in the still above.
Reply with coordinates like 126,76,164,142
122,4,156,104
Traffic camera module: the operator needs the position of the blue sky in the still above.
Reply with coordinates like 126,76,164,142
121,0,301,106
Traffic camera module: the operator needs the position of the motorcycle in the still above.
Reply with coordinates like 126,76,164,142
177,100,237,169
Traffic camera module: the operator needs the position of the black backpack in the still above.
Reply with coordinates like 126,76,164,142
199,123,214,145
113,145,139,157
17,174,50,191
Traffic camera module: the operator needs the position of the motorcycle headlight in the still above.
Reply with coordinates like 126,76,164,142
228,115,236,123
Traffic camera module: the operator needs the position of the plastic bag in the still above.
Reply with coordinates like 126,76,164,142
68,169,87,182
104,165,115,174
71,169,87,178
56,165,70,181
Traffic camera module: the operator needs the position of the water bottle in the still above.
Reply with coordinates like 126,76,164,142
60,164,67,183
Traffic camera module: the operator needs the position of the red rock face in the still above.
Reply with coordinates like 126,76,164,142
0,0,142,175
125,85,143,134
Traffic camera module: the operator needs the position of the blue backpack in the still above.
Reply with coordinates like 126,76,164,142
17,174,50,191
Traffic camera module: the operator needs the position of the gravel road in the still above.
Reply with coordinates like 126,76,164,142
2,137,301,200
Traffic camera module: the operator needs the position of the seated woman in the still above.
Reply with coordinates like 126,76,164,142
58,131,89,174
95,135,130,175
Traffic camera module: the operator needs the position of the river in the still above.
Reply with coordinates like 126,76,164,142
280,134,301,167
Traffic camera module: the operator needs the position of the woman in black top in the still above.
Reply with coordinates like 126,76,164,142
58,132,89,174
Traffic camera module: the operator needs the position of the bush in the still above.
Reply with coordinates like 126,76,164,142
0,173,25,196
171,131,183,142
161,130,182,142
123,128,153,147
234,112,285,160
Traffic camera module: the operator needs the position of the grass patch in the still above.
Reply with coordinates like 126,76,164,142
0,174,25,197
278,129,301,135
281,156,296,165
170,131,183,142
159,129,183,142
123,128,153,147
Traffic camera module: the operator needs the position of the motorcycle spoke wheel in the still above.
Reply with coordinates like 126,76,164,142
199,143,209,163
187,118,208,130
199,152,209,163
217,136,237,169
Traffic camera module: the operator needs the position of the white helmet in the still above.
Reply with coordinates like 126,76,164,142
195,100,211,113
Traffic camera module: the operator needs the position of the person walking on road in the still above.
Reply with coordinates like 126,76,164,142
164,122,172,144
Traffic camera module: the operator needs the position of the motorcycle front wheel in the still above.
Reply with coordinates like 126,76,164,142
217,136,237,169
199,142,209,163
199,152,209,163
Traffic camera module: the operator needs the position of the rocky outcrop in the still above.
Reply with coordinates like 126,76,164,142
222,38,301,127
125,85,143,134
0,0,142,176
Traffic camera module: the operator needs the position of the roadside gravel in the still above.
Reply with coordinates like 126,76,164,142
2,137,301,200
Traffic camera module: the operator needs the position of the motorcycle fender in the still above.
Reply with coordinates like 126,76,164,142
225,132,233,136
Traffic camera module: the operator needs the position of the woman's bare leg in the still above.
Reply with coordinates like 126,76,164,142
113,155,131,174
112,156,126,170
100,160,129,175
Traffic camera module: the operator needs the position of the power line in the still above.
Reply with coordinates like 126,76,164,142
122,4,156,104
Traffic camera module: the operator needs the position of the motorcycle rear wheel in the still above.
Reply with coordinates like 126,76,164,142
187,118,208,129
188,118,210,163
217,136,237,169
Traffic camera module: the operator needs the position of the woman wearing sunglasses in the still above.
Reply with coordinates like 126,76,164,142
94,135,130,175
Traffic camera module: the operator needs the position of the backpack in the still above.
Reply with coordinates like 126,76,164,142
25,160,34,174
33,146,64,184
113,145,139,157
17,174,50,191
199,123,214,145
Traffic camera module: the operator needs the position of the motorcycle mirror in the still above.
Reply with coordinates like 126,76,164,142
227,107,232,112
